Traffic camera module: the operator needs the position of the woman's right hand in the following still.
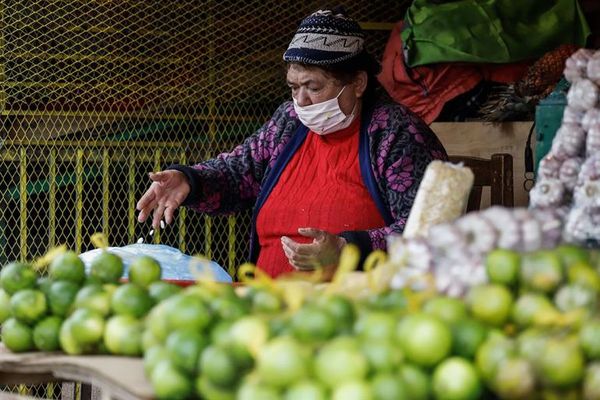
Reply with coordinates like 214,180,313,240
136,170,191,229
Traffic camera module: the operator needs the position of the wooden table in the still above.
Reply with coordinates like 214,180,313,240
0,345,153,400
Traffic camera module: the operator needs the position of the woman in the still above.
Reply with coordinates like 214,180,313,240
136,9,447,278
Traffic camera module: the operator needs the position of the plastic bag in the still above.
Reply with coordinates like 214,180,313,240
78,243,232,283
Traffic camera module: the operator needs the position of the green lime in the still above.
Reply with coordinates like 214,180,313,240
584,363,600,400
540,339,584,387
332,381,373,400
49,251,85,284
366,289,408,312
59,319,85,355
183,285,216,303
486,249,521,286
150,360,193,400
354,311,396,341
103,315,143,356
432,357,482,400
580,320,600,360
0,288,11,324
146,300,171,342
111,283,153,318
165,329,208,376
199,345,239,387
237,381,280,400
568,262,600,291
423,296,468,325
10,289,47,324
556,244,590,268
128,255,162,288
195,375,236,400
516,328,549,368
451,318,488,359
360,340,403,372
142,329,161,352
2,317,34,352
257,336,310,388
33,315,63,351
371,372,409,400
314,337,368,388
467,284,513,327
227,315,270,361
493,357,535,399
144,345,170,377
74,284,111,317
511,292,556,328
210,295,250,321
554,283,597,313
475,335,516,383
84,274,103,286
397,313,452,368
36,276,53,296
290,305,336,343
252,289,283,314
520,251,564,293
166,294,212,332
284,380,327,400
148,281,181,303
102,283,119,297
68,308,105,346
316,294,356,332
90,251,124,284
398,364,431,400
47,280,79,317
0,262,36,295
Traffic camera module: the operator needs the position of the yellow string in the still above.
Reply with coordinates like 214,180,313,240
33,244,67,272
237,263,257,283
326,244,360,295
363,250,388,291
90,232,109,249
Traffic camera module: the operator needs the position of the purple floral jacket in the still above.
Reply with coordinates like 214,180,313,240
171,100,447,262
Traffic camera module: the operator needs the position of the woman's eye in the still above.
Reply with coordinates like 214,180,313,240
309,87,320,93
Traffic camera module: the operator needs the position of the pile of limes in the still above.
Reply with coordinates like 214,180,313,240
3,243,600,400
0,250,178,357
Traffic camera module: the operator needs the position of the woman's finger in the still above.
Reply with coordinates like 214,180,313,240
297,227,325,240
164,206,176,225
136,188,156,211
281,236,317,256
153,203,166,229
148,171,170,183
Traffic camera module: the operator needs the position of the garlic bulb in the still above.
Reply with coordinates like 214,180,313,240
563,106,586,126
554,123,586,157
587,53,600,85
567,79,599,111
529,178,566,208
559,157,584,190
565,48,594,83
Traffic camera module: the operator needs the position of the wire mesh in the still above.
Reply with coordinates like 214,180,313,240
0,1,407,396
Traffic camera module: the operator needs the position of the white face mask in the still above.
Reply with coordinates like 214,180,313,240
293,86,357,135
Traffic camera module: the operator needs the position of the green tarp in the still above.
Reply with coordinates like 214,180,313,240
402,0,590,67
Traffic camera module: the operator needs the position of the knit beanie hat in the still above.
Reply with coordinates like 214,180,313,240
283,9,365,66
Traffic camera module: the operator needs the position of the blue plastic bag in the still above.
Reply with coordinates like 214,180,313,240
78,243,232,283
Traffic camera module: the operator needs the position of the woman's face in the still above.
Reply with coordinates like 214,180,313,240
286,64,366,116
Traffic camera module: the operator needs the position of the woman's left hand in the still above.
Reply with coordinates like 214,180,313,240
281,228,347,270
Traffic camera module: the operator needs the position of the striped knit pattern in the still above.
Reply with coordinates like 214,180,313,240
283,9,365,65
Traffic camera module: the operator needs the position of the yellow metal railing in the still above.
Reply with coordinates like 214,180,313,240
0,140,246,273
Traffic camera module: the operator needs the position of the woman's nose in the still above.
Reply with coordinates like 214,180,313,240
295,89,312,107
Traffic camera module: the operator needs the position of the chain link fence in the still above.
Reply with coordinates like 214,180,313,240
0,0,407,397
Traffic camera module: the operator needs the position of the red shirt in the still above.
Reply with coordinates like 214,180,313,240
255,117,386,277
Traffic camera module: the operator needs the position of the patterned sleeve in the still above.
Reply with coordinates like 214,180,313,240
341,103,448,256
169,102,298,215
